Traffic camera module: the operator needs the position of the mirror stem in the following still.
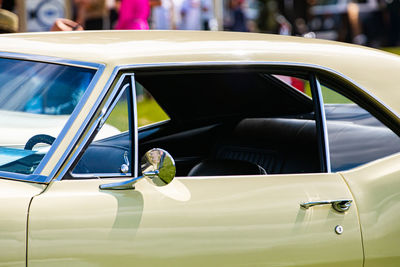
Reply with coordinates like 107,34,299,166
99,175,143,190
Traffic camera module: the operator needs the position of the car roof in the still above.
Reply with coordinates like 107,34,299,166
1,30,400,117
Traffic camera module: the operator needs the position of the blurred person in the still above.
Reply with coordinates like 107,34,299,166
294,18,309,36
359,0,385,47
0,5,18,33
152,0,175,29
106,0,120,29
201,0,213,30
276,14,291,35
347,2,366,45
75,0,107,30
226,0,248,32
385,0,400,46
115,0,150,29
257,0,291,35
51,18,84,31
180,0,202,30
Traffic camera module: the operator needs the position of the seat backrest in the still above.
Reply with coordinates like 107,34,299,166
213,118,320,174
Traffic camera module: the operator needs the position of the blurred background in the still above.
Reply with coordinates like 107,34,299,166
0,0,399,50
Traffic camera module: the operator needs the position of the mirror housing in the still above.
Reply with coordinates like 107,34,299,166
99,148,176,190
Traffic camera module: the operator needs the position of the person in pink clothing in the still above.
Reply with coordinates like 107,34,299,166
115,0,150,30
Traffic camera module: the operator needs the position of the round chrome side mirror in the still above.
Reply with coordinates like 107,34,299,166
141,148,176,187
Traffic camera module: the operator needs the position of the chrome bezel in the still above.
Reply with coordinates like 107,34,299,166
0,52,104,184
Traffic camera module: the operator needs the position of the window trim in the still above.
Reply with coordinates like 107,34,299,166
0,52,104,184
65,74,138,179
310,74,331,173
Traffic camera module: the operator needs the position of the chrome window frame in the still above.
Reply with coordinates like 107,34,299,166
50,61,400,182
310,74,332,173
69,75,138,179
0,52,104,184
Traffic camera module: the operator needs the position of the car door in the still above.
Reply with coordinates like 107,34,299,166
27,172,362,266
317,79,400,266
27,70,363,266
0,179,44,266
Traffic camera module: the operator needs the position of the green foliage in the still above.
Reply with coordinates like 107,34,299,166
106,100,129,131
137,97,169,127
106,98,169,131
382,47,400,55
321,86,352,104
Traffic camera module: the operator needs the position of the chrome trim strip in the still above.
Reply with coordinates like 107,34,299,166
53,61,400,182
70,83,132,178
130,75,139,177
70,173,130,178
71,84,132,178
314,76,331,173
0,52,104,184
0,51,101,69
50,69,129,181
54,73,135,181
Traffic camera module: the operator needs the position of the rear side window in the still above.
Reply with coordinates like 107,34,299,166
321,82,400,171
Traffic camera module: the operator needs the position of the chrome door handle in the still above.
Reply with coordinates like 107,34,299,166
300,199,352,213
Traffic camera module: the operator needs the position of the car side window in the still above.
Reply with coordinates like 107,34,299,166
135,70,322,177
136,81,169,128
321,82,400,172
72,87,132,176
71,80,170,177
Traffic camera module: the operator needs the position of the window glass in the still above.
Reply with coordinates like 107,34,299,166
0,58,95,175
136,81,169,127
104,91,129,132
73,87,131,176
273,75,312,98
136,71,320,177
321,82,400,171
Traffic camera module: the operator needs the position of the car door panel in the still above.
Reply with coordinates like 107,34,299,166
0,179,44,266
341,153,400,266
28,173,362,266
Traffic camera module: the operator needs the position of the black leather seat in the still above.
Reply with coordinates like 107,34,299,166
188,159,267,176
188,118,320,176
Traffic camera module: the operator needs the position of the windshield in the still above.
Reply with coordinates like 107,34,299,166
0,58,96,175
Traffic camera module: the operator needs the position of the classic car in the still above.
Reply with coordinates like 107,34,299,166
0,30,400,266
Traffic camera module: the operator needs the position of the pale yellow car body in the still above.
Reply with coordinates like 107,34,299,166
0,31,399,266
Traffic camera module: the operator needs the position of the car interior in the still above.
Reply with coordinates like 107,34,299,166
71,68,400,178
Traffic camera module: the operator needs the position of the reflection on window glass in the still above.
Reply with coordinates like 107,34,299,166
0,58,94,115
73,87,131,175
104,93,129,132
0,58,95,175
136,81,169,127
321,83,400,172
320,85,352,104
273,75,312,98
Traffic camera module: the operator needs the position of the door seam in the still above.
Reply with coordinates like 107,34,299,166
25,183,50,267
339,172,365,267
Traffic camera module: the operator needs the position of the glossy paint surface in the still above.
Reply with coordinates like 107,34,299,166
28,173,362,266
341,153,400,266
0,179,44,266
